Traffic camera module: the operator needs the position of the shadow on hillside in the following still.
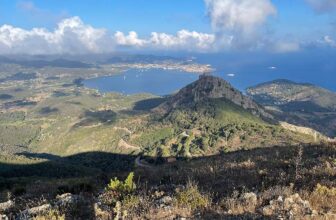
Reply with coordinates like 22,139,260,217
52,91,69,97
16,152,61,160
65,100,82,105
3,100,37,109
133,97,167,111
0,151,137,180
0,144,334,189
0,143,335,218
72,110,117,128
0,94,13,100
39,107,59,115
0,152,141,218
136,143,336,196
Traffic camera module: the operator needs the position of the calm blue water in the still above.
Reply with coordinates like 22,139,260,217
83,69,198,96
195,50,336,92
84,50,336,95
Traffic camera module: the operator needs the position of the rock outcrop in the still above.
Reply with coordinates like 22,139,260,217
155,75,274,121
261,194,315,219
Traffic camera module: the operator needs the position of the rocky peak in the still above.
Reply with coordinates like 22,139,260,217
155,75,273,121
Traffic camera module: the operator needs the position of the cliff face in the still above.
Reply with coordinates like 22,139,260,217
156,75,274,121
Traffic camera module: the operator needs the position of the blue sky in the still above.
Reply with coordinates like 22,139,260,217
0,0,332,34
0,0,335,54
271,1,334,39
0,0,336,91
1,0,209,33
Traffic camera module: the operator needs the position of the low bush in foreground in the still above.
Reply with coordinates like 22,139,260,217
308,184,336,213
1,144,335,219
174,180,211,211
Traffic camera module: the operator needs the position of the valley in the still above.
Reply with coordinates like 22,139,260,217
1,1,336,218
0,57,335,219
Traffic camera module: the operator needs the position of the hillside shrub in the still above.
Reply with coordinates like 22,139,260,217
106,172,136,194
309,184,336,213
101,172,137,206
174,180,210,211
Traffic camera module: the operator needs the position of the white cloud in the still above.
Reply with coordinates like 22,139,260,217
307,35,336,48
0,17,216,54
114,30,215,51
268,66,277,70
204,0,276,36
272,41,300,53
306,0,336,13
227,73,235,77
149,30,215,51
1,1,333,55
114,31,146,47
203,0,311,53
323,35,336,47
0,16,112,54
0,11,319,55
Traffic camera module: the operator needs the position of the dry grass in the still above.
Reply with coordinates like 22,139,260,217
220,191,258,215
174,180,211,211
33,209,65,220
2,143,336,219
308,184,336,213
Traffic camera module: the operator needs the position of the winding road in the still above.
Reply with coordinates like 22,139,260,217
135,156,153,168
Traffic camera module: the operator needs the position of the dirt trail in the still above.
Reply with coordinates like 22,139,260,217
135,156,153,168
113,127,132,134
118,139,140,151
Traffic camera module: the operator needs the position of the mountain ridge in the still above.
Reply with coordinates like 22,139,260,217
155,75,274,122
247,79,336,137
247,79,336,109
249,79,314,88
131,75,315,157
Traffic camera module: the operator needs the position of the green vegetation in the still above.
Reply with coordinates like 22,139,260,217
131,127,175,155
2,143,334,219
100,172,137,214
0,67,332,219
0,123,40,146
248,79,336,137
106,172,136,194
33,209,65,220
174,180,211,211
0,72,314,160
131,98,312,157
0,111,25,122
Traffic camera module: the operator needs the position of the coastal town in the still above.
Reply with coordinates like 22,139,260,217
105,62,214,74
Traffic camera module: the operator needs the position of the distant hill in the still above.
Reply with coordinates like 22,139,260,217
155,75,274,121
17,58,93,68
131,75,311,157
0,55,12,63
247,79,336,137
0,72,37,83
247,79,336,110
0,56,92,68
0,54,186,67
104,54,182,64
